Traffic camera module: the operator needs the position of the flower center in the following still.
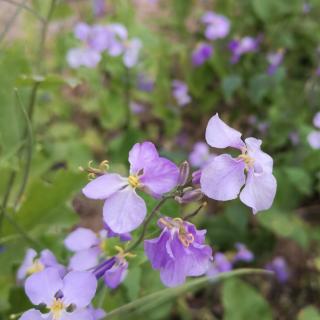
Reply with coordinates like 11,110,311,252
26,259,44,275
50,299,65,320
128,175,140,188
238,149,255,170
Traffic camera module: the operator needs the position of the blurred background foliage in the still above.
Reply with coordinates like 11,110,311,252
0,0,320,319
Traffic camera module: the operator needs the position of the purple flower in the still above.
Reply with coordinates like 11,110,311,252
267,50,284,75
192,43,213,67
67,48,102,68
104,222,132,242
206,252,232,277
64,228,106,271
200,114,277,214
201,11,230,40
88,305,106,320
83,142,179,233
144,217,212,287
265,256,289,283
130,101,146,114
137,73,154,92
307,131,320,149
289,131,300,146
20,268,97,320
313,112,320,128
123,38,142,68
229,36,260,63
17,248,65,281
233,243,254,263
192,170,202,185
189,142,216,169
172,80,191,107
92,0,106,17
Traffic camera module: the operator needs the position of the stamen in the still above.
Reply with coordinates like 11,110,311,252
178,233,195,247
26,259,44,275
128,175,140,188
50,299,65,320
238,149,255,170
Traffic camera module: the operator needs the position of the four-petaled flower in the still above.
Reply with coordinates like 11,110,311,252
83,141,179,233
144,217,212,287
200,114,277,213
20,268,97,320
201,11,230,40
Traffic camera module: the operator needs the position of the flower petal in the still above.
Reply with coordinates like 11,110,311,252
245,137,273,173
185,244,212,276
200,154,246,201
141,157,179,196
104,260,128,289
128,141,159,174
240,169,277,214
19,309,44,320
82,174,127,200
17,248,37,281
307,131,320,149
25,268,63,306
64,228,99,252
68,248,100,271
103,187,147,233
61,309,94,320
62,271,97,308
205,114,245,149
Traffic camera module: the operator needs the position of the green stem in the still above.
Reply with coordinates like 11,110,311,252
125,195,174,253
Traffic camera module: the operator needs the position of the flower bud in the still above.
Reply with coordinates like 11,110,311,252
175,188,203,204
178,161,190,186
192,169,202,185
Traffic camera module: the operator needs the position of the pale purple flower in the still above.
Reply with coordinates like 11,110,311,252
200,114,277,214
88,305,106,320
316,67,320,77
67,48,101,68
137,73,154,92
130,101,145,114
206,252,232,277
83,142,179,233
307,131,320,149
20,268,97,320
104,222,132,242
267,50,284,75
123,38,142,68
289,131,300,146
313,112,320,128
172,80,191,107
189,142,216,169
144,217,212,287
201,11,230,40
17,248,65,281
233,243,254,263
265,256,289,283
92,0,106,17
229,36,260,63
192,43,213,67
64,228,106,271
303,2,311,13
192,170,202,185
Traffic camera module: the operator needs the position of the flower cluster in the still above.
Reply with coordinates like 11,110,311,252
67,22,142,69
17,114,277,319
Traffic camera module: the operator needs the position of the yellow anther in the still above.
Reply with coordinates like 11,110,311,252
115,246,136,259
128,175,140,188
178,233,195,248
238,151,255,170
50,299,64,320
26,259,44,275
99,160,110,171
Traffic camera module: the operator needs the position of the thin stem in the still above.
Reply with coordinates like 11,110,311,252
0,0,46,23
183,202,207,221
125,195,174,253
13,89,33,209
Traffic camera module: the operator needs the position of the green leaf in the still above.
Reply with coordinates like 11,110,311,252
104,269,271,319
284,167,312,196
298,306,320,320
123,267,142,301
223,278,273,320
222,75,242,100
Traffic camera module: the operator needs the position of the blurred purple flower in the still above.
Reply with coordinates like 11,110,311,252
313,112,320,128
267,50,284,75
20,268,97,320
307,131,320,149
88,305,106,320
137,73,154,92
201,11,230,40
192,43,213,67
144,217,212,287
206,252,232,277
189,142,216,168
229,36,260,63
123,38,142,68
200,114,277,214
233,243,254,263
303,2,311,13
172,80,191,107
83,142,179,233
17,248,65,281
266,257,289,283
130,101,146,114
289,131,300,146
92,0,106,17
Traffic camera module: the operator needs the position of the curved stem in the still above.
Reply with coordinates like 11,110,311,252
183,201,207,221
125,195,174,253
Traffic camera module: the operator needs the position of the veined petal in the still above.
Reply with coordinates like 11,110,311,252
63,271,97,308
200,154,246,201
185,244,212,276
205,114,245,149
141,157,179,196
103,187,147,233
19,309,44,320
128,141,159,174
240,169,277,214
61,309,94,320
25,268,63,306
64,228,99,252
104,260,128,289
68,248,100,271
245,137,273,173
82,174,127,200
